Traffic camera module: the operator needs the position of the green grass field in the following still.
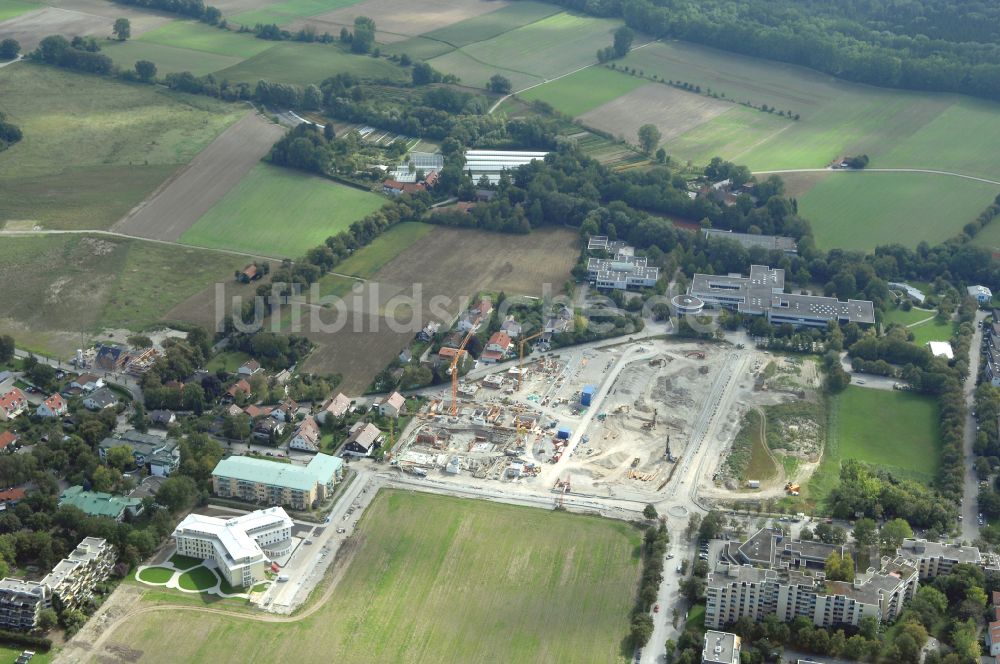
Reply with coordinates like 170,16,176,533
319,221,435,285
138,567,175,584
908,318,955,345
385,2,561,59
138,21,276,59
620,40,1000,180
0,0,38,20
109,490,642,663
883,306,937,327
206,350,252,373
970,219,1000,252
177,566,218,591
835,386,940,477
519,66,646,116
103,40,244,76
797,172,1000,251
0,645,51,664
169,554,203,570
0,235,245,356
181,163,384,258
230,0,361,26
0,63,244,230
215,41,407,86
429,12,620,90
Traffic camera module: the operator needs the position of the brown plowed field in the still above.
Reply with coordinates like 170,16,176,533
168,225,579,391
289,0,509,43
579,83,729,146
114,113,284,241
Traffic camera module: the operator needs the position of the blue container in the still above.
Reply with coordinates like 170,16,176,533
581,385,596,406
557,427,571,440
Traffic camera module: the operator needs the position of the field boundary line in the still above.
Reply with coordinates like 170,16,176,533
753,167,1000,187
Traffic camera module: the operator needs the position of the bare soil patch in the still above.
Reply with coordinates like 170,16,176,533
771,170,830,198
579,82,730,146
0,0,171,51
290,0,509,43
114,113,283,241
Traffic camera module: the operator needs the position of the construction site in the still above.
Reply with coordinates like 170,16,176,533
392,336,808,504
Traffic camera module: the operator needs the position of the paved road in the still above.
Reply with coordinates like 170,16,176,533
753,167,1000,187
960,312,988,541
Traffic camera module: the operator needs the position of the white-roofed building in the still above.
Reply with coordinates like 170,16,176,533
463,149,549,184
173,507,293,588
968,284,993,304
927,341,954,359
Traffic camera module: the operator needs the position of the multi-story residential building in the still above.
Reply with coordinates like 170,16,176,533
41,537,115,610
0,579,49,630
586,236,659,290
173,507,293,588
98,430,179,477
0,537,114,630
689,265,875,328
212,453,343,510
897,538,991,579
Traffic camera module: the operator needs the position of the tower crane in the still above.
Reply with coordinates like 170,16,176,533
516,329,545,391
448,324,478,416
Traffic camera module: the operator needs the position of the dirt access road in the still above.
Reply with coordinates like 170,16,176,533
113,112,283,241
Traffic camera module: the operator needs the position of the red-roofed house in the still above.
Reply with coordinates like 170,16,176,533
37,393,67,418
382,180,426,196
0,388,27,421
480,331,512,364
225,379,252,402
988,620,1000,657
238,264,260,283
0,431,17,453
0,487,26,506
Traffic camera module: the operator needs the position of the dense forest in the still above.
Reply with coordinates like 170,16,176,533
531,0,1000,100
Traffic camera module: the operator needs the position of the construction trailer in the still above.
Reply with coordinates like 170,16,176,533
557,427,571,440
581,385,596,406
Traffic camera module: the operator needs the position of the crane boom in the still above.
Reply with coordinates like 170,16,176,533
517,329,545,391
449,323,478,416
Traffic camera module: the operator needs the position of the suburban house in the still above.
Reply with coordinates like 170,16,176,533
244,404,271,419
382,179,428,196
0,487,26,507
252,416,285,441
98,431,179,477
481,331,512,364
0,388,27,421
82,387,117,411
986,592,1000,656
70,373,103,392
271,399,299,422
377,391,406,418
149,409,176,427
500,317,522,338
969,284,993,305
225,379,252,402
36,393,67,418
237,359,263,377
212,453,343,510
0,432,17,454
94,345,129,372
173,507,292,587
288,416,321,453
317,393,352,423
416,321,440,342
398,348,412,364
342,422,383,457
59,486,143,521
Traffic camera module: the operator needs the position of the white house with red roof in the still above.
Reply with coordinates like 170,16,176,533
480,331,513,364
37,393,68,418
0,388,27,421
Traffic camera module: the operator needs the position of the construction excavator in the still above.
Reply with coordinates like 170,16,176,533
448,324,478,416
516,329,545,391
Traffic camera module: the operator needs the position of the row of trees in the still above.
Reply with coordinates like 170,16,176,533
114,0,221,24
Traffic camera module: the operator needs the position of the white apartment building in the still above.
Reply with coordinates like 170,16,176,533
173,507,293,588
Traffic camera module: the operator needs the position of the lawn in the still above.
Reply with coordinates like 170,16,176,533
177,566,219,591
169,553,203,570
883,306,937,328
0,645,51,664
519,66,646,116
834,386,941,478
180,163,385,258
0,63,244,230
796,172,1000,251
908,318,955,345
230,0,361,26
970,218,1000,252
622,40,1000,180
0,235,245,356
103,40,244,76
138,567,175,584
0,0,38,21
106,490,643,663
138,21,276,59
319,221,436,285
429,12,622,91
215,41,408,86
206,350,251,373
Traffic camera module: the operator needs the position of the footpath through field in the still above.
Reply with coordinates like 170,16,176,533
753,167,1000,187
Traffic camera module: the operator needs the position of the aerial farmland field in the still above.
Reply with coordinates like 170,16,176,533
0,0,40,21
92,490,642,664
0,63,244,230
137,20,276,58
180,163,385,258
518,66,646,117
103,40,244,76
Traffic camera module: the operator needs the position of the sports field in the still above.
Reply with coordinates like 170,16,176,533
621,40,1000,180
429,12,621,90
99,490,642,664
181,164,385,258
519,67,646,117
0,63,244,230
796,172,1000,250
0,235,245,356
215,40,407,86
